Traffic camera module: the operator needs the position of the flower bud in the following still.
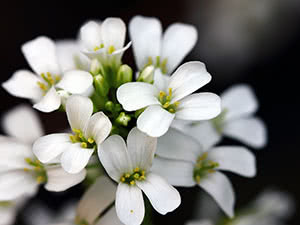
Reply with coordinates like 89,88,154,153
137,65,155,83
116,64,133,87
93,74,109,97
90,59,101,75
116,112,131,126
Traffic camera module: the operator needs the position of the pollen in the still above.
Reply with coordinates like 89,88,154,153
158,88,180,113
120,169,146,186
81,142,88,148
88,138,95,144
108,45,115,54
193,153,219,183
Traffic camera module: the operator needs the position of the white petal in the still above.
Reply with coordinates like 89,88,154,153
77,176,117,224
137,173,181,215
178,121,221,151
101,18,126,50
137,105,175,137
56,40,90,72
153,69,170,91
66,95,93,131
161,23,197,73
45,165,86,192
0,170,38,200
129,15,162,70
117,82,160,111
198,172,235,218
0,137,33,171
221,84,258,121
33,87,61,113
21,36,61,75
98,135,132,182
96,206,124,225
176,93,221,121
168,62,212,102
116,183,144,225
56,70,93,94
33,133,71,163
80,21,102,51
84,112,112,145
2,70,43,100
223,117,267,149
126,127,157,171
2,105,44,143
156,128,201,162
151,157,196,187
207,146,256,177
61,143,94,174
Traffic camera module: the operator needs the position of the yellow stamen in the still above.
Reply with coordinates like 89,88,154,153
125,173,131,178
134,167,140,172
37,81,47,91
130,180,135,186
88,138,94,144
108,45,115,54
81,142,88,148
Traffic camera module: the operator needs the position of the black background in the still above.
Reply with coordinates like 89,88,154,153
0,1,299,224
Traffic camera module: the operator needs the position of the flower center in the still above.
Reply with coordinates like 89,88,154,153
158,88,180,114
93,44,116,54
120,167,146,186
37,72,61,92
145,56,168,74
193,153,219,183
23,157,47,184
69,129,97,149
211,108,228,134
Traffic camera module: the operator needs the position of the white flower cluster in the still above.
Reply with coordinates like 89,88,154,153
0,15,267,225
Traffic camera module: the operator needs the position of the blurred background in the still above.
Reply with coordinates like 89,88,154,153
1,1,300,224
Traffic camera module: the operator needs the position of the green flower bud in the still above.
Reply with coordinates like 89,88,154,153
116,112,131,126
137,65,155,83
105,101,115,112
116,64,133,87
90,59,101,75
93,74,109,97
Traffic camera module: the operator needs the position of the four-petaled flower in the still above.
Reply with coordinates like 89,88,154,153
2,36,93,112
129,15,197,76
98,127,181,225
117,61,221,137
33,95,112,174
0,105,86,202
152,128,256,218
80,17,131,67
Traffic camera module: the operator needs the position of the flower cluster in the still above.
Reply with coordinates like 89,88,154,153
1,15,268,225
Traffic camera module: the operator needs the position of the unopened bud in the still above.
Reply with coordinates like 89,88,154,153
105,101,114,112
116,64,133,87
137,65,155,83
116,112,131,126
94,74,109,97
90,59,101,75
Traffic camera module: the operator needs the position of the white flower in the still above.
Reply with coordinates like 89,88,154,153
26,176,122,225
152,128,256,218
117,61,221,137
98,127,181,225
80,18,131,67
0,105,86,201
2,36,93,112
33,95,112,174
129,15,197,76
186,189,294,225
172,84,267,149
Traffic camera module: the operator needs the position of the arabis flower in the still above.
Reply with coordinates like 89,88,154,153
129,15,197,76
27,176,122,225
33,95,112,174
98,127,181,225
0,105,86,201
186,189,294,225
117,61,221,137
172,84,267,149
2,36,93,112
80,18,131,67
152,128,256,218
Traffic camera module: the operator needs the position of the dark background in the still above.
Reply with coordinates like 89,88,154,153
1,1,299,224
